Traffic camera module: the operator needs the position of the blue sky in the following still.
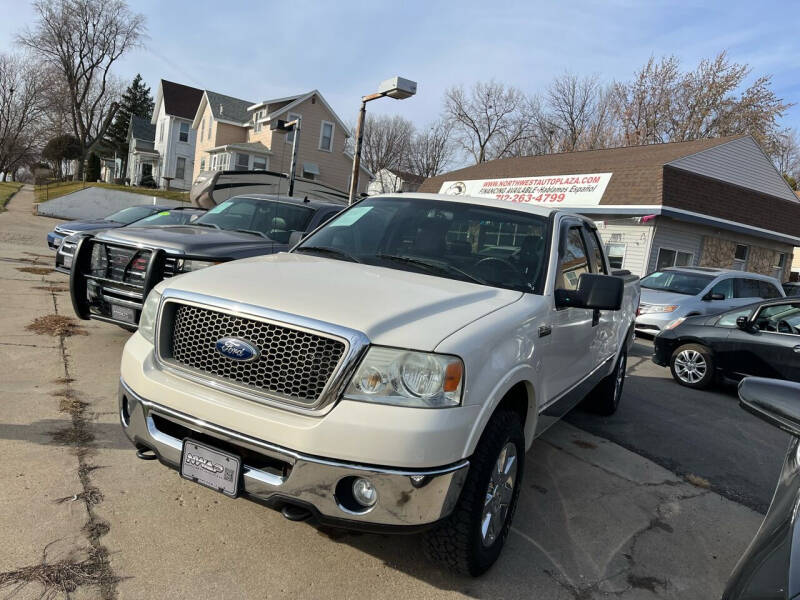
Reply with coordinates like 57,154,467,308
0,0,798,132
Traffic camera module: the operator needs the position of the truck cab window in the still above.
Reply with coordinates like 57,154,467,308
583,227,607,274
558,227,590,291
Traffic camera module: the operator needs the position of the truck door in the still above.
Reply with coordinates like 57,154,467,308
543,221,598,403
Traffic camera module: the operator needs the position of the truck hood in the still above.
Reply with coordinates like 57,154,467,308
94,225,279,257
163,253,524,350
640,287,695,306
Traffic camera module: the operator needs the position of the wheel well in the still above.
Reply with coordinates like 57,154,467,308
496,382,529,427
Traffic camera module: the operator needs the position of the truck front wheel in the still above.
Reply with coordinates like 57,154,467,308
424,410,525,576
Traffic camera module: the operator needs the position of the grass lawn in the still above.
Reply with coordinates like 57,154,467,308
0,182,24,210
35,181,189,203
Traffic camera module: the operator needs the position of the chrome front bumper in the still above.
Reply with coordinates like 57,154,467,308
119,380,469,529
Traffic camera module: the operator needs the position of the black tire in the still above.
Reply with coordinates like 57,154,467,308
424,410,524,576
669,343,715,389
583,348,627,416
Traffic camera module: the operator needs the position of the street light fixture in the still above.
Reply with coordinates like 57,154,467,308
348,77,417,204
271,116,302,196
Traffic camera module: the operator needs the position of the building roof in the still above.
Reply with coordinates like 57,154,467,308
159,80,203,120
205,90,255,125
129,114,155,142
420,136,746,204
386,168,425,185
207,141,271,155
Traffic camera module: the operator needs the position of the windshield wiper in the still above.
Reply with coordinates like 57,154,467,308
193,222,220,229
294,246,362,263
376,254,486,285
234,228,269,239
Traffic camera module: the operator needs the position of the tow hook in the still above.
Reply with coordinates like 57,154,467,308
136,447,157,461
281,504,312,522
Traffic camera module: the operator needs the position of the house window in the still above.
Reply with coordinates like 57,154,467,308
254,110,262,133
200,119,204,142
733,244,749,270
200,158,206,171
656,247,693,270
179,122,190,143
286,113,301,143
158,120,164,142
253,156,267,170
235,153,249,171
319,121,334,152
175,157,186,180
302,162,320,180
206,117,211,140
606,243,626,270
774,252,787,280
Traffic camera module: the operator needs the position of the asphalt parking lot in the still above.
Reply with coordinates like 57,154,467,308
0,186,786,599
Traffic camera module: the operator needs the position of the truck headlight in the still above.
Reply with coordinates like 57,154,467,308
138,289,162,343
344,347,463,408
179,259,217,272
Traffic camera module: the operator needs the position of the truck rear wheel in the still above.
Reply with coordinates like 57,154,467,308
583,348,627,416
424,410,524,576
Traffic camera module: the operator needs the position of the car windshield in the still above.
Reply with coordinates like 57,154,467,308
106,206,157,224
194,197,313,243
294,197,549,294
134,210,198,226
640,270,714,295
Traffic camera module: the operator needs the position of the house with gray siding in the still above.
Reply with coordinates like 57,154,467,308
419,135,800,281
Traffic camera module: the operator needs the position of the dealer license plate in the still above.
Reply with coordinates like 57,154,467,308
62,255,73,269
180,439,241,497
53,238,61,247
110,304,136,324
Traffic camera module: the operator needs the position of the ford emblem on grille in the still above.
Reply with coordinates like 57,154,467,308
215,337,260,361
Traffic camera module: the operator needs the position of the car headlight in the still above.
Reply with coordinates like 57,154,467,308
138,289,162,344
641,304,678,314
663,317,687,331
179,259,217,272
344,347,463,408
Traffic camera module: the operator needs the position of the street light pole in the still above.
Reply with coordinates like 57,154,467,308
287,117,301,197
347,77,417,205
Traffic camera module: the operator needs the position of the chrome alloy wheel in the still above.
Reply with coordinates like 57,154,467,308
481,442,518,547
614,352,627,402
674,349,707,384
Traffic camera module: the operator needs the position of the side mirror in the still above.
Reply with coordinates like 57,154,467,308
739,377,800,437
288,230,305,248
703,292,725,301
736,315,756,333
555,274,624,311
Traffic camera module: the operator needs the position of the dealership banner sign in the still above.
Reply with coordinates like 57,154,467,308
438,173,612,207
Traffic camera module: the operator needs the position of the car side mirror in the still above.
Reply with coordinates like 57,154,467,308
736,316,756,333
288,230,305,248
555,273,624,311
739,377,800,437
703,292,725,301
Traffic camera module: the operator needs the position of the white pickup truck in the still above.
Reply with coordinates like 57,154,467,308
118,193,639,575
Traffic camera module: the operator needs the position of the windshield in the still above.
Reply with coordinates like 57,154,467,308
195,197,313,243
106,206,157,224
640,271,714,295
134,210,198,226
294,197,549,293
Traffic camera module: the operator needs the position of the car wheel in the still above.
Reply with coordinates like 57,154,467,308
583,348,627,416
670,344,715,389
424,410,524,576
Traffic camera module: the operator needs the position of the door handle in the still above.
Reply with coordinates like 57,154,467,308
794,345,800,354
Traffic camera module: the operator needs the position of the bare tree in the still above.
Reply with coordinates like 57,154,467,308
18,0,145,179
545,73,603,152
0,53,46,181
358,113,415,176
769,128,800,187
444,81,535,164
406,119,455,178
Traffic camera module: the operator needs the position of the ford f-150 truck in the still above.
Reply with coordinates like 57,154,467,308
118,193,639,575
69,194,344,329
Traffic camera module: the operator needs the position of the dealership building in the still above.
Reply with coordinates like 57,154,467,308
419,135,800,281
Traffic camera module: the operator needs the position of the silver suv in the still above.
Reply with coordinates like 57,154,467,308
636,267,785,334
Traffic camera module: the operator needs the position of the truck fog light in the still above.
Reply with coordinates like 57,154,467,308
352,478,377,507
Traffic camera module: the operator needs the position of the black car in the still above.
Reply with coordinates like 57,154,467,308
69,194,345,329
653,298,800,389
54,207,206,274
784,282,800,297
46,204,176,250
723,377,800,599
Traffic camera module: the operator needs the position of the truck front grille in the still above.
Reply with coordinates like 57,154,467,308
166,304,347,406
89,243,150,286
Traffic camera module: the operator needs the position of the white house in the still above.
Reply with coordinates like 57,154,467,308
150,80,203,190
367,168,424,195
